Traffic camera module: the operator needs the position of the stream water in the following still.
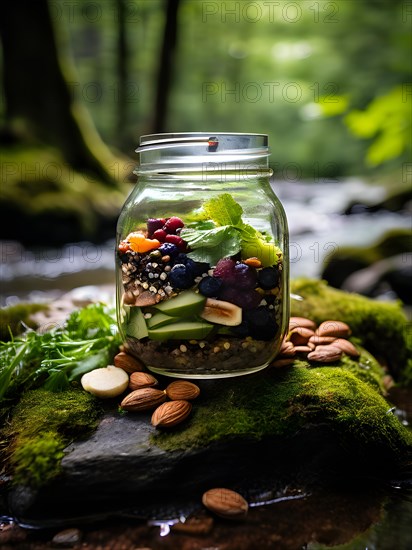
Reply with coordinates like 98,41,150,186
1,177,411,306
1,178,411,548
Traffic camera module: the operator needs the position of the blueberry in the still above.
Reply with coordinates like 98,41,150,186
169,264,194,289
257,267,280,290
158,243,179,258
198,276,223,297
244,307,278,340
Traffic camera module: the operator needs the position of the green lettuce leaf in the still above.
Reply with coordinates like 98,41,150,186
202,193,243,226
181,225,241,265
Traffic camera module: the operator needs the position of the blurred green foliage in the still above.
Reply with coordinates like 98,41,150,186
1,0,410,178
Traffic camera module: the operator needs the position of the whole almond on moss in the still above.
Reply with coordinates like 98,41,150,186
332,338,360,358
289,317,317,331
307,345,342,363
316,320,351,338
114,351,144,374
129,372,158,391
151,400,192,428
120,387,166,412
165,380,200,401
202,488,248,520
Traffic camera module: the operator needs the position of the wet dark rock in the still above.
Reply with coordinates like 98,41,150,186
322,228,412,302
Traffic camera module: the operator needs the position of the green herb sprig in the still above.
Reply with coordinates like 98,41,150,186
0,303,121,405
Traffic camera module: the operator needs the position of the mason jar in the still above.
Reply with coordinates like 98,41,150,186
116,133,289,378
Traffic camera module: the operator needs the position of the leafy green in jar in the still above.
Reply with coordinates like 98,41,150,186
181,193,282,267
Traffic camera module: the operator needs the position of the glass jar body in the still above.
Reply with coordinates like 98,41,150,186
116,134,289,378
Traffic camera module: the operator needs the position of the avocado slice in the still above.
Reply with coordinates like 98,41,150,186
148,320,213,341
146,312,176,329
153,290,206,318
126,307,148,340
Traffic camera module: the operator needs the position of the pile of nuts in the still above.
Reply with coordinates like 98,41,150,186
115,351,200,428
272,317,359,368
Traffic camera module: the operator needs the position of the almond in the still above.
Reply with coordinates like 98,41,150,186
114,351,144,374
279,340,296,358
307,345,343,363
151,400,192,428
202,488,248,520
316,320,351,338
165,381,200,401
309,335,337,345
289,316,317,331
120,387,166,412
293,345,312,354
288,327,315,345
332,338,360,358
129,372,158,391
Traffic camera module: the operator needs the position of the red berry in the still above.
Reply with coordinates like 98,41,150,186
213,258,236,279
164,216,184,234
165,234,186,250
147,218,166,237
153,229,167,242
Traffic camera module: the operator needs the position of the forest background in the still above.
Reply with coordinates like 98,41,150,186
0,0,411,251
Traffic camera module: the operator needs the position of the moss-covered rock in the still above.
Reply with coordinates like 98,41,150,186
0,145,132,245
152,351,411,467
4,388,102,487
290,278,412,386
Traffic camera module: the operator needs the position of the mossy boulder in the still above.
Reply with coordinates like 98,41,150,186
290,278,412,386
0,145,132,245
3,281,412,525
4,389,102,487
6,348,412,526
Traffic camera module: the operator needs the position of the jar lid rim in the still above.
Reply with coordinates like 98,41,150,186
137,132,268,153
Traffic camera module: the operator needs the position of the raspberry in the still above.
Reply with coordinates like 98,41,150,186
165,234,186,250
164,216,184,234
213,259,236,279
147,218,166,237
153,229,167,242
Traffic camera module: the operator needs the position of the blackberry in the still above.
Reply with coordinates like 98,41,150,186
169,264,195,289
244,307,278,340
158,243,179,258
257,267,280,290
198,276,223,297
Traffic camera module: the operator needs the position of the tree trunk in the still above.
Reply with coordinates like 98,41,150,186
115,0,128,149
153,0,181,133
0,0,117,185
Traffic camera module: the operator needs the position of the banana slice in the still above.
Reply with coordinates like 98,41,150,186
200,298,242,326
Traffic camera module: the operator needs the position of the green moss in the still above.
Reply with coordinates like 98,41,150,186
152,350,412,462
0,145,129,244
290,278,412,385
0,302,49,341
4,388,102,487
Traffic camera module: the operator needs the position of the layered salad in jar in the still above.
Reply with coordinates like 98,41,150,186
117,193,286,376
